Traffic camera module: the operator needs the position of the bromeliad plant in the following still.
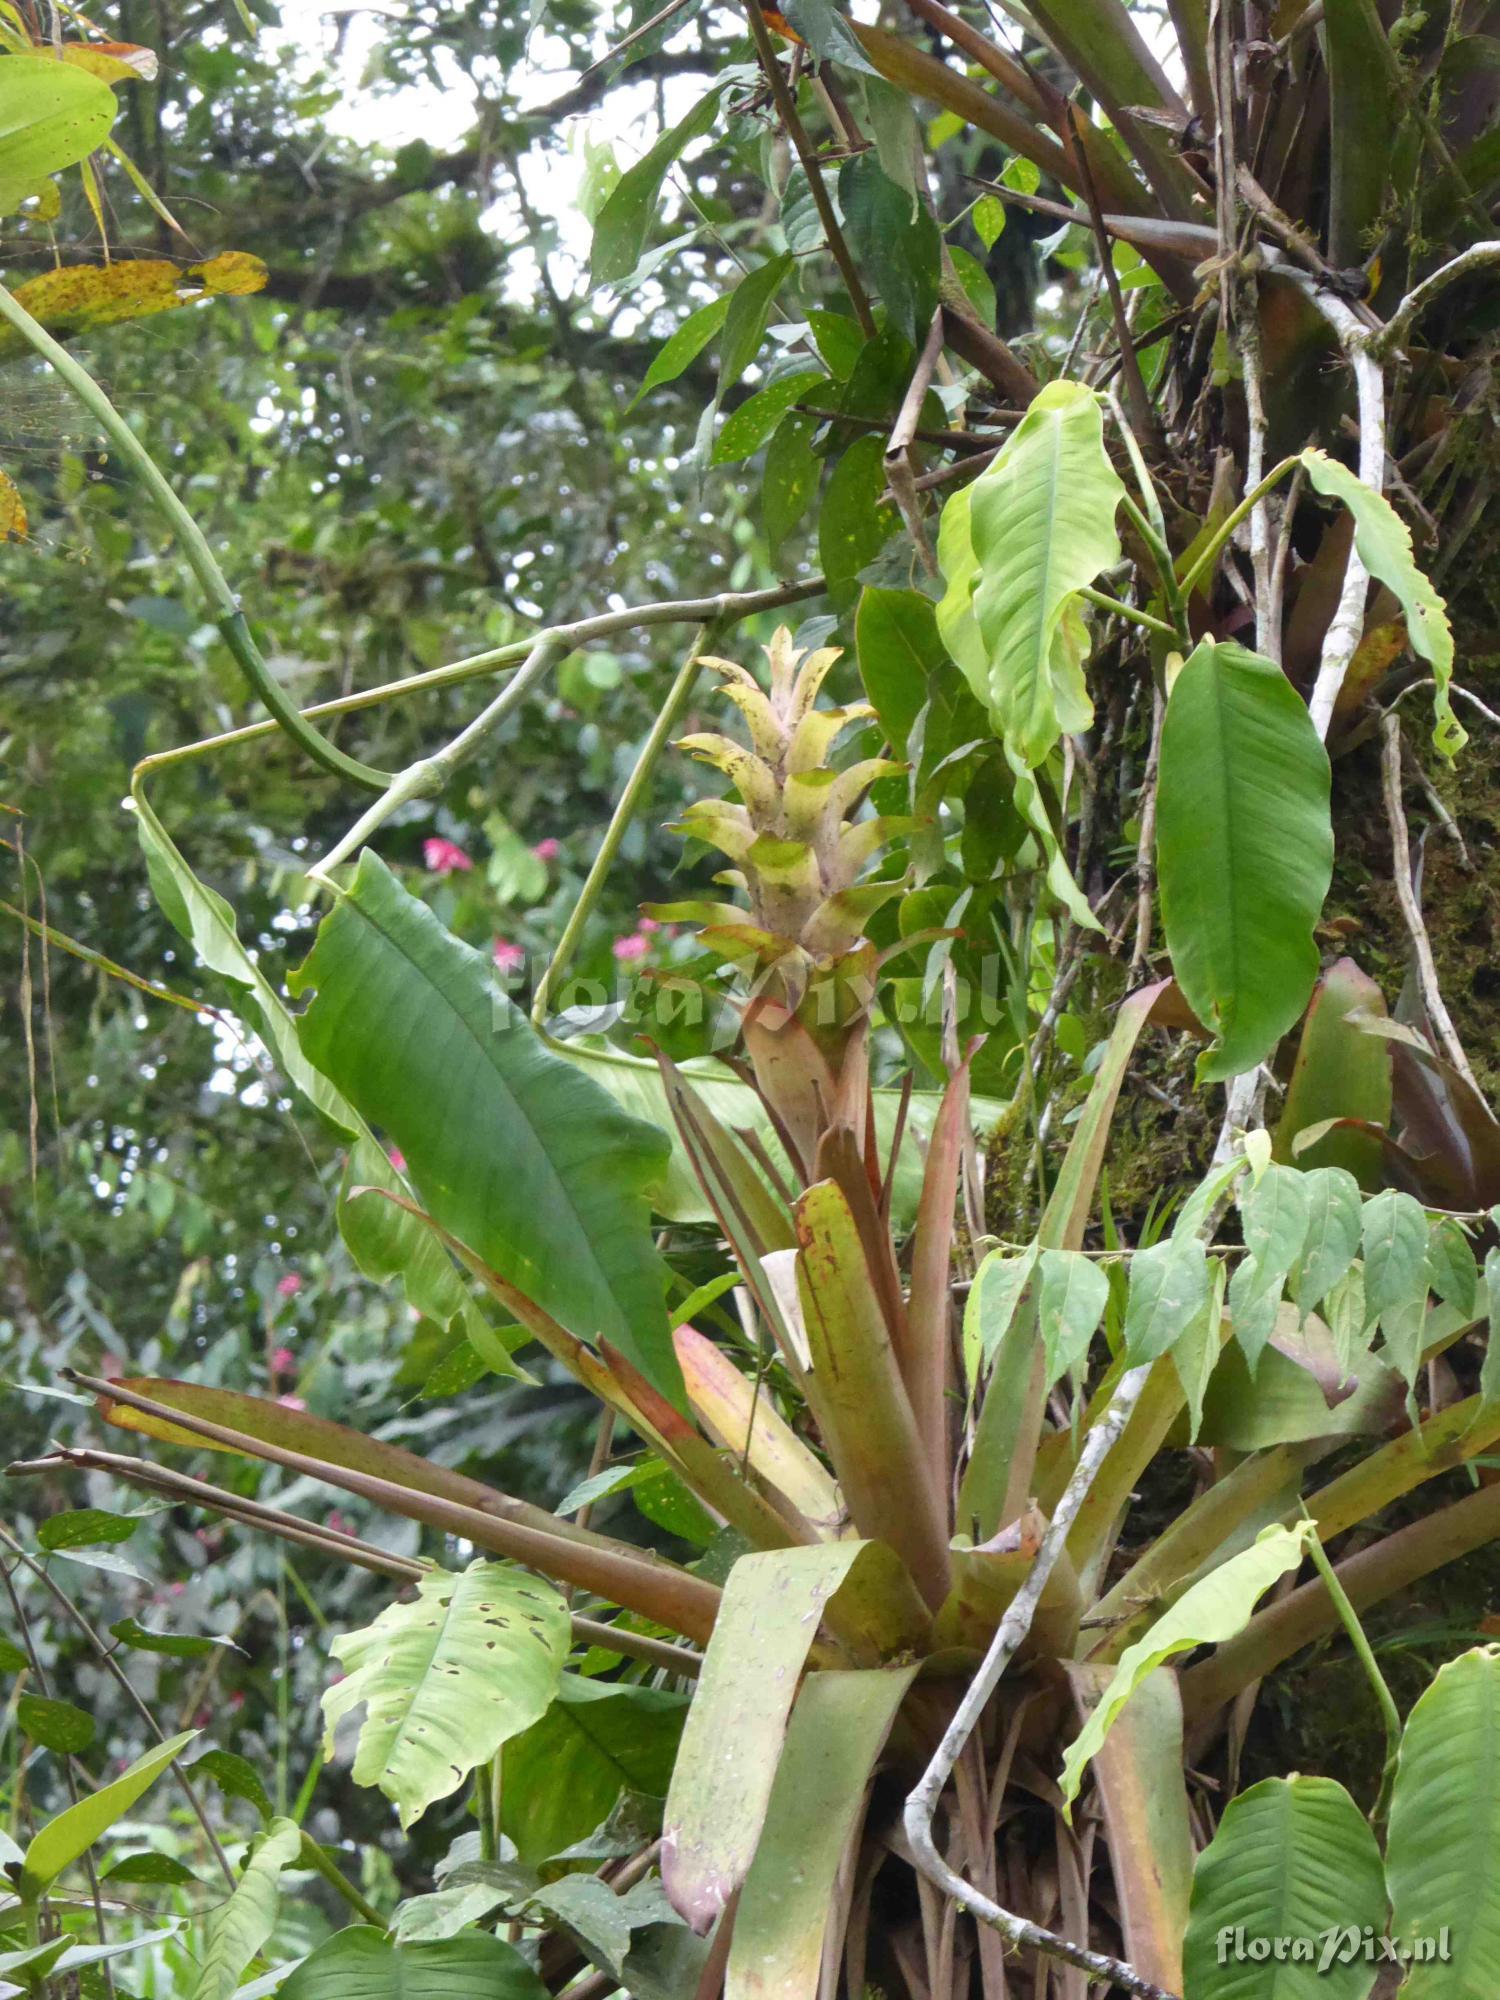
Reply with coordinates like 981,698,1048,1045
17,624,1500,1999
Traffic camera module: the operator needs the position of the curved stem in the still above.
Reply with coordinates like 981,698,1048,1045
532,624,711,1023
1173,453,1302,604
903,1361,1175,1999
0,281,392,795
1119,493,1191,649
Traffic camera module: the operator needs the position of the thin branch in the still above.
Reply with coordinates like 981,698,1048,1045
743,0,876,335
533,627,710,1021
903,1362,1174,1999
1376,241,1500,356
1129,681,1166,981
885,310,947,577
1289,276,1387,741
1379,714,1478,1090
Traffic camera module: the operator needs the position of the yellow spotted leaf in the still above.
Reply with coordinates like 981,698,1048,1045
0,253,268,352
0,468,28,541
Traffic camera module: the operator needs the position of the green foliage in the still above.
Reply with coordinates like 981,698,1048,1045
0,55,116,212
323,1561,569,1829
279,1927,548,2000
1386,1648,1500,1995
936,381,1126,767
1157,642,1334,1082
1183,1777,1387,2000
193,1817,302,2000
293,853,678,1400
20,1731,197,1896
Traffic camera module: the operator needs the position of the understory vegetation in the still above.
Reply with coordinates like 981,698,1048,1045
4,2,1500,1997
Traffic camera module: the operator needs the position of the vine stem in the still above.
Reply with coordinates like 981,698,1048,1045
305,581,822,883
532,626,710,1021
1301,1515,1401,1821
1375,240,1500,356
0,281,391,794
903,1361,1177,1999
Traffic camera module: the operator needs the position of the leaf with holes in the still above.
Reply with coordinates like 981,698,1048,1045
323,1561,569,1829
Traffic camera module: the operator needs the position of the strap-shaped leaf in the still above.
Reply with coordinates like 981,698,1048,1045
1387,1644,1500,1994
1059,1522,1315,1811
1183,1776,1387,2000
1301,449,1462,757
21,1730,197,1896
726,1667,916,2000
937,380,1125,767
323,1560,569,1830
1157,641,1333,1082
662,1543,870,1934
294,853,677,1401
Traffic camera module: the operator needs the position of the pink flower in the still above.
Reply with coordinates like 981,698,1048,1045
275,1273,303,1299
532,837,561,863
271,1347,296,1376
422,837,472,876
277,1393,308,1411
612,932,650,963
492,937,525,974
327,1511,352,1537
388,1147,406,1173
638,916,661,932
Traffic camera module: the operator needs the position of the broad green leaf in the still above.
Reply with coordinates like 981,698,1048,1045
1059,1523,1315,1810
630,294,730,406
293,853,677,1401
973,192,1006,249
837,153,940,343
135,789,505,1362
18,1694,94,1753
782,0,878,75
1123,1235,1210,1366
711,368,823,465
718,252,793,395
937,380,1126,767
590,88,721,285
818,433,899,607
726,1667,917,1999
323,1560,569,1829
1183,1776,1387,2000
1173,1258,1228,1443
1361,1187,1430,1383
103,1853,199,1886
662,1543,872,1932
1320,0,1391,265
279,1928,548,2000
1427,1216,1478,1318
1273,958,1392,1186
0,56,117,215
763,408,821,552
1036,1247,1110,1387
196,1749,273,1823
1325,1261,1368,1374
1292,1167,1364,1317
21,1730,197,1894
1300,449,1462,757
110,1618,229,1658
1157,641,1333,1082
1476,1246,1500,1424
37,1507,136,1550
965,1244,1037,1382
856,584,946,751
502,1676,688,1867
1386,1645,1500,1994
1230,1163,1313,1370
193,1817,302,2000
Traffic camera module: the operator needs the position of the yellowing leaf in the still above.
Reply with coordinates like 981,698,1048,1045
0,54,117,216
60,42,160,85
0,467,27,541
0,252,267,351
